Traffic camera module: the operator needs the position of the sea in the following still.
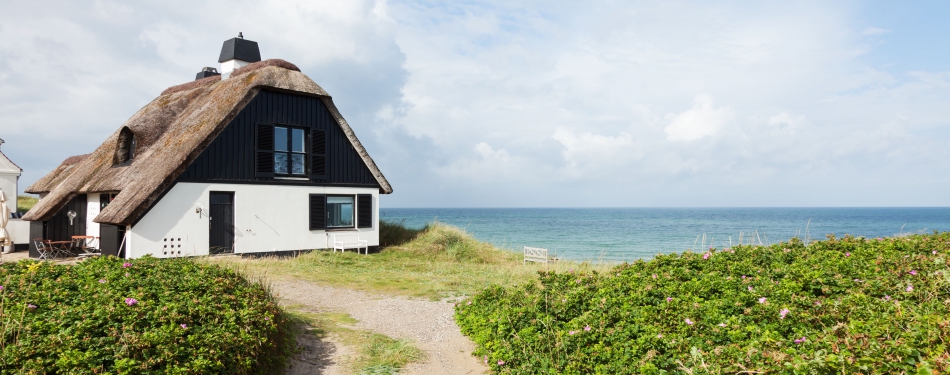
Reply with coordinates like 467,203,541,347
379,208,950,262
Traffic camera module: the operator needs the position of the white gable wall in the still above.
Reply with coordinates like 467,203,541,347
0,149,21,214
0,174,15,214
126,182,379,259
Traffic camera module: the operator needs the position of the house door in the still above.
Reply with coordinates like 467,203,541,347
209,192,234,254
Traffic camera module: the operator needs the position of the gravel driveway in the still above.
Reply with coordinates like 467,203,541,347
272,280,488,375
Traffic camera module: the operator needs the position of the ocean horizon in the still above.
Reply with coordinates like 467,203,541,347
379,207,950,262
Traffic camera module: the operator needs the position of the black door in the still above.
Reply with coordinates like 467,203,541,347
209,192,234,254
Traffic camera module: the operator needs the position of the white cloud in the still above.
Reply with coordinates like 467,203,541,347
474,142,510,162
551,128,635,171
664,95,736,142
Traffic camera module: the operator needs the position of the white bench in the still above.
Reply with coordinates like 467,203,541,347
333,233,369,255
524,246,551,264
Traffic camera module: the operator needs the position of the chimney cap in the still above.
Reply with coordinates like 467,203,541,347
195,66,222,80
218,35,261,63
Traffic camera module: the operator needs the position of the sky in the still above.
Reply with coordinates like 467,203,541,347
1,0,949,208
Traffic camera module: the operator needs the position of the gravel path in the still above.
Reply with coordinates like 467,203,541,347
273,280,488,375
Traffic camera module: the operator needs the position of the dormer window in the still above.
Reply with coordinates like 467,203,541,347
114,127,136,165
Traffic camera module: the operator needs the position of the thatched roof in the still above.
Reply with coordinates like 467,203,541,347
23,154,89,193
23,59,392,225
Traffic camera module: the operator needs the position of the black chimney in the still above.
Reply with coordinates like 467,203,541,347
218,33,261,64
195,67,221,80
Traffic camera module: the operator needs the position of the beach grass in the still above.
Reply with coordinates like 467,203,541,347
210,221,612,300
16,195,37,213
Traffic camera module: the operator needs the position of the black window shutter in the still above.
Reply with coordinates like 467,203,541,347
357,194,372,228
311,130,326,178
309,194,326,230
256,124,275,178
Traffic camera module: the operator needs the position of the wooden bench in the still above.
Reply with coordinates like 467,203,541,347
332,233,369,255
524,246,551,264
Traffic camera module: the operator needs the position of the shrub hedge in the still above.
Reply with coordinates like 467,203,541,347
456,233,950,374
0,256,293,374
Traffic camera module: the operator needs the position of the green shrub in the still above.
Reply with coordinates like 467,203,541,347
0,256,294,374
456,233,950,374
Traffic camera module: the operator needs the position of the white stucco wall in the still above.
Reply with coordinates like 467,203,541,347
0,173,16,214
127,182,379,259
5,219,29,245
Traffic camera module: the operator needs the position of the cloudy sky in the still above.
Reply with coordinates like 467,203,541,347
2,0,949,207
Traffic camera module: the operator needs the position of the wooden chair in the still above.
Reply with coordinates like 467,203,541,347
72,236,100,258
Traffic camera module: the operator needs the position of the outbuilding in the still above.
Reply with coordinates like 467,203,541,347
22,35,392,258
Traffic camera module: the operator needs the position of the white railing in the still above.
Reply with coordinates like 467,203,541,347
524,246,550,264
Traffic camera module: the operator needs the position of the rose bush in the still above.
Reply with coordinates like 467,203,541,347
456,233,950,374
0,256,293,374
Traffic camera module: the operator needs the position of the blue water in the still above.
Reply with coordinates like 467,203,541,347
379,208,950,262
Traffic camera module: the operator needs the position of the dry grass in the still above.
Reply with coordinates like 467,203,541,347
16,195,38,213
210,221,614,300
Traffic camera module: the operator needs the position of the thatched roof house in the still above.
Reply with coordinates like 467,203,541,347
23,35,392,259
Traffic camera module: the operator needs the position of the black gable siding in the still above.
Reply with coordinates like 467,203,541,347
177,89,379,187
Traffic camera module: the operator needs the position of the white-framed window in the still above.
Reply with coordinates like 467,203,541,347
274,126,306,176
327,196,354,228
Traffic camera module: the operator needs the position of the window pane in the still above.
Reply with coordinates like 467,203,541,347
291,154,305,175
327,196,354,227
292,128,305,152
274,153,288,174
275,127,288,151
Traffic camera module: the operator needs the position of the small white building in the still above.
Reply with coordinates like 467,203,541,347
23,35,392,259
0,138,22,214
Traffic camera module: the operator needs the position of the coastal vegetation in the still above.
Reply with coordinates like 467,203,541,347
15,195,36,213
214,221,610,300
0,256,293,374
454,232,950,374
212,221,609,373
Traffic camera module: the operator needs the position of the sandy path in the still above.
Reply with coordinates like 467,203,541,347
273,280,488,375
